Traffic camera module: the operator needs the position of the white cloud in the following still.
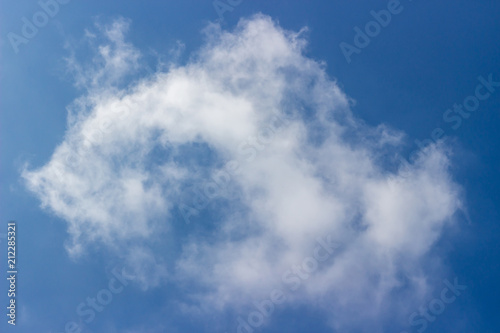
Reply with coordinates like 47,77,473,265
23,14,463,330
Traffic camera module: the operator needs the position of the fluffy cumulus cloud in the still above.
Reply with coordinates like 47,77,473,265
23,14,463,331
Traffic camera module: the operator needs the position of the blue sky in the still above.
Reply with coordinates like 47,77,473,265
1,1,499,332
